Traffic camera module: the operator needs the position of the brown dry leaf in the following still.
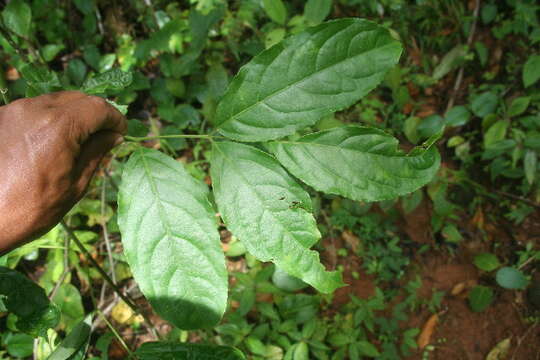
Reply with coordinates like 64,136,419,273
417,314,439,349
5,67,19,81
451,279,478,296
256,293,273,303
342,230,360,253
402,103,413,115
451,282,467,296
485,338,511,360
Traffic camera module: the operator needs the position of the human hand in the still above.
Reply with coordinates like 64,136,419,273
0,91,127,255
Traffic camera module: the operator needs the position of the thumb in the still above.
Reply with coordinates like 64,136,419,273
73,130,123,197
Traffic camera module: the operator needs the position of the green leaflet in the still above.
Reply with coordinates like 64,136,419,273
268,126,440,202
2,0,32,38
82,68,133,94
210,142,344,293
215,18,402,142
118,148,228,330
0,267,60,337
135,342,246,360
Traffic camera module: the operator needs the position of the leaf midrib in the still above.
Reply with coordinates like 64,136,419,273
218,37,399,128
274,139,436,162
213,143,319,259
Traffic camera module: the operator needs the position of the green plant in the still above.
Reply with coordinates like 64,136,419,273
0,14,441,357
118,18,439,336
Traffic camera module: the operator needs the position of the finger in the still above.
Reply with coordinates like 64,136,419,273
73,130,122,197
64,95,127,144
38,90,87,106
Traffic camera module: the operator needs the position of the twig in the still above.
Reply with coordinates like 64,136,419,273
495,190,540,210
125,134,222,142
48,265,73,300
101,179,117,289
60,221,139,313
445,0,481,113
103,168,119,193
97,310,136,359
61,220,161,340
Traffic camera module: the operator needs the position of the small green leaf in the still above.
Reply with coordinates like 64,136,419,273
52,284,84,332
5,333,34,358
292,342,309,360
215,19,402,142
508,97,530,118
523,55,540,88
67,59,87,87
211,142,344,293
19,64,62,97
2,0,32,38
82,68,133,94
118,148,228,329
48,315,92,360
0,267,60,337
135,342,246,360
481,3,497,24
357,340,380,357
304,0,332,25
432,45,466,80
106,99,128,115
246,336,267,356
484,120,508,149
445,106,471,127
441,224,462,243
417,115,445,139
496,267,528,290
473,253,501,272
472,92,498,118
262,0,287,25
403,116,421,144
524,149,537,185
268,126,440,202
41,44,65,62
468,285,494,312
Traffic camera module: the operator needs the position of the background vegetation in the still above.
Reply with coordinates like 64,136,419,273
0,0,539,359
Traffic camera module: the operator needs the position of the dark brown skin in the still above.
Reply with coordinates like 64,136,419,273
0,91,127,255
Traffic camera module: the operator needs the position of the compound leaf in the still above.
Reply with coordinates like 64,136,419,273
210,142,344,293
268,126,440,202
118,148,227,330
215,18,402,142
136,342,246,360
0,267,60,337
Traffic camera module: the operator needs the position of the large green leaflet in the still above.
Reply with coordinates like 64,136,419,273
136,342,246,360
211,142,344,293
215,18,402,142
118,148,227,329
0,267,60,337
268,126,441,201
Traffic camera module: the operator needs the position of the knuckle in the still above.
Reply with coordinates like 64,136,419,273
87,95,108,108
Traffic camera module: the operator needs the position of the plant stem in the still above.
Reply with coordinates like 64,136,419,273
125,134,222,142
61,221,139,311
97,310,136,359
